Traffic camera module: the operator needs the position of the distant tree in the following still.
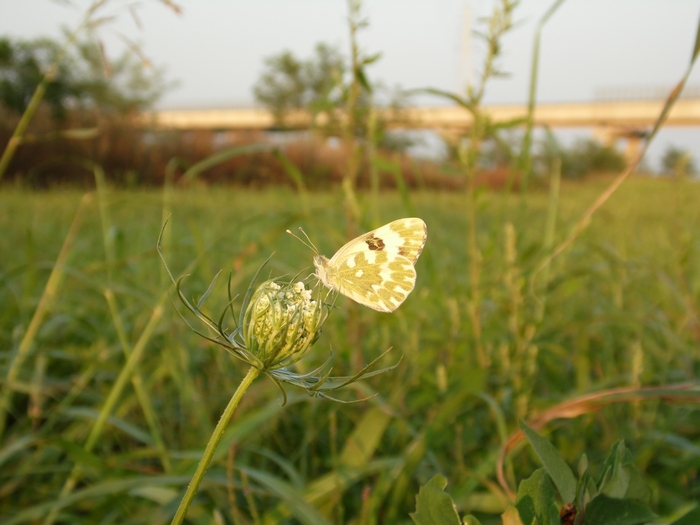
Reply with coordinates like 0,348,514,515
253,42,415,154
253,43,346,128
581,138,627,173
536,134,626,179
0,37,75,119
70,39,169,114
0,35,168,120
660,145,697,177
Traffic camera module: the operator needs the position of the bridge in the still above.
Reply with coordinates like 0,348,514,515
151,99,700,130
148,99,700,160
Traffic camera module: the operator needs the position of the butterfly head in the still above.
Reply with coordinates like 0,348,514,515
313,254,332,289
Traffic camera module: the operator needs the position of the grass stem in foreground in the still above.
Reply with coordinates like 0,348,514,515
171,365,261,525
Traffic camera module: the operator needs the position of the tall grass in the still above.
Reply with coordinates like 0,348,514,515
1,178,699,522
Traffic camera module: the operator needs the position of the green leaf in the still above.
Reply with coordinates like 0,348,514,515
413,87,470,111
260,457,401,523
488,116,528,132
243,467,335,525
519,421,577,503
386,434,427,522
0,435,35,468
273,149,306,190
462,514,483,525
339,407,391,467
128,485,178,505
62,407,154,445
597,441,651,503
410,474,461,525
355,67,372,93
1,475,191,525
584,494,656,525
669,505,700,525
515,468,560,525
362,52,382,66
50,438,105,476
182,143,273,181
501,506,525,525
577,454,588,478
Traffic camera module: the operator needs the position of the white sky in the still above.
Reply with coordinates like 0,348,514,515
3,0,700,169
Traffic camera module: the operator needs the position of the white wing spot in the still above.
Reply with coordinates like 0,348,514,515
355,269,364,277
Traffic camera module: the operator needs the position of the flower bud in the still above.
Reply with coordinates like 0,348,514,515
242,280,322,369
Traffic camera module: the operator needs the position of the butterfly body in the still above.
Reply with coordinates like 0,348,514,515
313,218,427,312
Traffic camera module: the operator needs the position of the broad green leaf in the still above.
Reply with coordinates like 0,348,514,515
669,505,700,525
577,454,588,478
515,468,560,525
519,421,577,503
410,474,461,525
597,441,650,503
463,514,484,525
501,506,525,525
584,494,656,525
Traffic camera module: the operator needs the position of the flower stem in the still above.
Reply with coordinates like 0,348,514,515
171,365,261,524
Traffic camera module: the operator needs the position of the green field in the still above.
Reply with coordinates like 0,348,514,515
1,179,699,523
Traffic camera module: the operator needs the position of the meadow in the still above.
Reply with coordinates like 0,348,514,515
2,0,700,521
1,177,699,523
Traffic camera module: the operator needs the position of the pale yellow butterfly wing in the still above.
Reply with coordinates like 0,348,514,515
314,218,427,312
328,218,427,265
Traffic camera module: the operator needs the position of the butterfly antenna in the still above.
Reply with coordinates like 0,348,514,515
286,227,319,255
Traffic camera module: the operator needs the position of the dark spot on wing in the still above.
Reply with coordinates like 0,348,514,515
365,234,385,251
398,247,408,257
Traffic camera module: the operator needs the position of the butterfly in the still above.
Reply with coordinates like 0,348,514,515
312,218,427,312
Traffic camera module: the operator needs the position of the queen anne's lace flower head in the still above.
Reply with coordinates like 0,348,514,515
243,280,322,369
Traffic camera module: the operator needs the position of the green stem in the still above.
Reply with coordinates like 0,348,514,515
171,365,261,525
519,0,566,194
0,75,50,180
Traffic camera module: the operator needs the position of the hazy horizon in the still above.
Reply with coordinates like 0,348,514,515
2,0,700,170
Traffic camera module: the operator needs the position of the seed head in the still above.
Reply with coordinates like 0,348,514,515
243,280,322,369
